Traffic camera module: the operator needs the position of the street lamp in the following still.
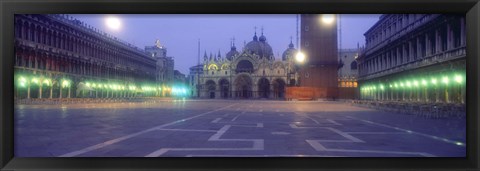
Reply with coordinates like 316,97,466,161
454,74,463,84
59,79,71,99
442,76,449,85
18,76,27,88
321,14,335,25
295,51,306,63
61,79,70,88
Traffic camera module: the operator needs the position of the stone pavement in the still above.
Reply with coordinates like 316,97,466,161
14,100,466,157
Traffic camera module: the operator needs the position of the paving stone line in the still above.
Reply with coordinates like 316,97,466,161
145,123,264,157
59,103,238,157
346,116,466,147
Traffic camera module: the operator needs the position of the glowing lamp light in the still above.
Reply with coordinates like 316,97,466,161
129,85,136,91
17,77,27,88
295,52,306,63
400,83,404,87
442,76,449,84
19,77,26,82
431,78,437,85
61,80,70,88
86,82,91,87
413,80,419,87
454,75,463,84
43,79,51,86
422,79,427,86
32,78,39,84
321,14,335,25
406,81,412,88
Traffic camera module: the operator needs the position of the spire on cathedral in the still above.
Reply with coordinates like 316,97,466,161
253,26,258,41
203,50,208,61
289,36,294,48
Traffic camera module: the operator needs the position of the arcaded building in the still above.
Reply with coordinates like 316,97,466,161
357,14,466,104
196,30,298,99
14,14,157,99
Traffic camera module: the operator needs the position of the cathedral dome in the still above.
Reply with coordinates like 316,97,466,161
226,39,239,60
259,34,266,42
282,41,297,61
226,47,239,60
244,32,274,60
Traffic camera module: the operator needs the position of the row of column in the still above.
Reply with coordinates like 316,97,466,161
15,51,153,82
361,81,465,104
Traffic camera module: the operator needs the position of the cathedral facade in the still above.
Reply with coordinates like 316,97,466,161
196,31,298,99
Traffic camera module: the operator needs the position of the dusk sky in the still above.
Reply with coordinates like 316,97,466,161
70,14,381,74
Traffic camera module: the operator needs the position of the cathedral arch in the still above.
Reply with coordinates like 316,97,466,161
205,80,216,99
234,74,253,98
257,77,270,98
219,78,230,98
272,78,286,99
221,63,230,70
208,63,219,70
235,60,254,74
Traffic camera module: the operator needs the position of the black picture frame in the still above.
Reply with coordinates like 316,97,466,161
1,0,479,170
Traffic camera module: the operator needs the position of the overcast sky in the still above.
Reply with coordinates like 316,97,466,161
70,14,381,74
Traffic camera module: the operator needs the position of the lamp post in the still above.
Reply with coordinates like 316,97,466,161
60,79,70,99
17,76,29,99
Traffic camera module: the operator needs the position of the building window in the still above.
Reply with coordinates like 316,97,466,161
305,41,309,47
350,61,358,70
305,26,309,31
225,71,227,75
